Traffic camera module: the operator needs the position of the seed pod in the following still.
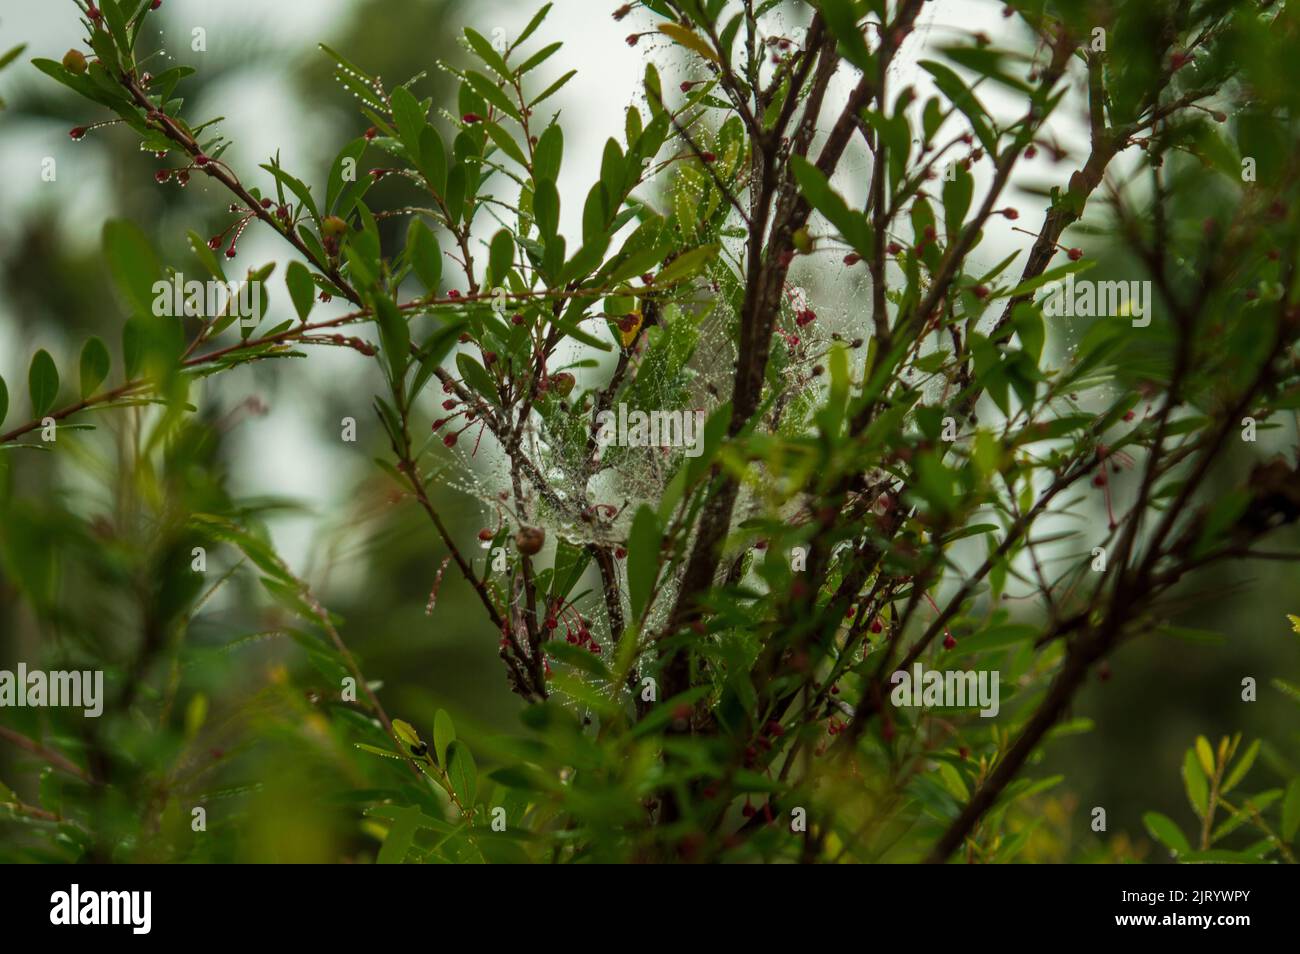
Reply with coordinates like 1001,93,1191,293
550,372,575,397
62,49,88,75
515,526,545,556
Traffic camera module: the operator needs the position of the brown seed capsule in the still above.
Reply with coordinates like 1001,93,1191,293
550,372,575,397
514,526,545,556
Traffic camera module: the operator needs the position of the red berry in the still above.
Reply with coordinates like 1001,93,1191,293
364,126,377,140
943,634,956,650
69,126,87,140
1067,247,1083,261
154,169,170,183
477,528,494,541
444,433,458,447
224,247,236,259
461,113,482,124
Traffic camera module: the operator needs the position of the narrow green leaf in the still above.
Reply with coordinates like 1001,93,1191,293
1282,778,1300,842
446,740,477,808
103,220,160,316
28,350,59,417
285,261,316,321
407,219,442,294
1143,811,1190,856
627,504,662,620
433,709,455,767
1222,739,1259,794
79,337,110,398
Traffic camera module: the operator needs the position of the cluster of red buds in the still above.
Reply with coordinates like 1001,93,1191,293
543,598,601,654
742,720,784,770
206,206,258,260
432,391,486,449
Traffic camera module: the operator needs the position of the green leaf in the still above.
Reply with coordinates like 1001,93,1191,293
1283,778,1300,842
433,709,455,767
484,121,529,167
446,740,477,808
374,804,422,864
530,69,576,108
285,261,316,322
657,23,719,63
487,229,515,287
464,27,512,80
533,124,563,183
1221,739,1259,794
389,85,428,156
920,60,997,157
103,220,160,316
655,244,719,286
627,504,662,620
819,0,875,72
0,374,7,426
1195,736,1217,778
373,295,410,383
513,2,553,51
1142,811,1190,856
78,337,110,399
456,352,498,404
790,156,872,258
534,179,560,238
407,219,442,294
1183,748,1209,817
391,719,421,747
260,162,319,224
465,70,521,122
28,350,59,417
546,640,611,682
